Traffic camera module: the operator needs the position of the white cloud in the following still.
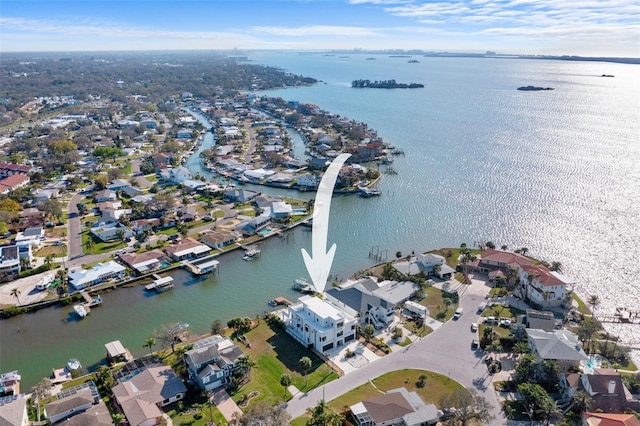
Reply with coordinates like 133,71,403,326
250,25,380,37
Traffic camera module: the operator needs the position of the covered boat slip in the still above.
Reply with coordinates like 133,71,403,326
105,340,131,363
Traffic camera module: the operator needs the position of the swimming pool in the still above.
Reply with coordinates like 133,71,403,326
258,228,272,236
583,354,602,373
292,209,307,215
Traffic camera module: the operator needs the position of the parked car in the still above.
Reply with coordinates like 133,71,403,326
202,215,212,221
53,241,65,246
471,340,479,350
453,307,463,320
470,322,478,332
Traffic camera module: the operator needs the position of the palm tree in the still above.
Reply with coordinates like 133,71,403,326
300,356,312,386
536,397,561,426
571,390,593,416
549,261,563,272
10,288,21,305
513,341,530,358
306,399,344,426
588,295,600,317
236,354,256,380
280,373,291,397
85,237,94,251
144,337,156,355
500,244,508,251
520,247,529,256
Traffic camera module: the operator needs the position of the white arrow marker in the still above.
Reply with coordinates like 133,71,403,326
301,153,351,293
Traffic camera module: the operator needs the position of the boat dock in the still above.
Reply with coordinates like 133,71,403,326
105,340,133,364
184,255,220,275
81,292,102,307
269,296,293,307
145,275,175,293
598,307,640,324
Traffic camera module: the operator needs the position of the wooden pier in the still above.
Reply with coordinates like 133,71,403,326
598,307,640,324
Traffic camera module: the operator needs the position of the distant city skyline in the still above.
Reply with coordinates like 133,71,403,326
1,0,638,57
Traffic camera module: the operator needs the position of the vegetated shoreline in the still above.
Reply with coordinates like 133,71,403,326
351,79,425,89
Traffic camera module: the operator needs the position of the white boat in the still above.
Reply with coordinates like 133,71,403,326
67,359,81,371
243,255,255,261
358,186,381,197
293,278,315,293
73,304,88,318
244,246,261,259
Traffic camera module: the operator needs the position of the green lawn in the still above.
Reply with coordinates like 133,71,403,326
404,319,433,338
573,293,591,315
81,230,127,255
233,321,339,408
480,303,518,319
292,369,468,424
419,286,458,322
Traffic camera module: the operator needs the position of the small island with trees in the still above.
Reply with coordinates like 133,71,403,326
352,79,425,89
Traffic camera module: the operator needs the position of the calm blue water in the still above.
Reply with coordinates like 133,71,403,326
1,53,638,388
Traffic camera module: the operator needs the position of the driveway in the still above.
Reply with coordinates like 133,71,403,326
67,192,84,260
284,275,507,425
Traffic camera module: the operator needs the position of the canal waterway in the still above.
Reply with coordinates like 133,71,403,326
2,54,639,388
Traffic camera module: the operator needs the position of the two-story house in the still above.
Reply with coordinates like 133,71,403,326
184,335,244,391
518,264,574,308
284,295,357,353
326,277,419,329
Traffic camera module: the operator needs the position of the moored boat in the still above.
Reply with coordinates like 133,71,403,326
358,186,381,197
67,358,81,371
73,304,88,318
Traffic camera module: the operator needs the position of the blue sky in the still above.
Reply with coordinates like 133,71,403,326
1,0,638,57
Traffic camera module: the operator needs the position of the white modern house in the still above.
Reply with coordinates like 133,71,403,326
68,261,126,291
284,295,357,353
90,222,134,242
296,173,318,189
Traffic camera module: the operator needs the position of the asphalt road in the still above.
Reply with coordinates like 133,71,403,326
67,192,83,260
284,278,507,426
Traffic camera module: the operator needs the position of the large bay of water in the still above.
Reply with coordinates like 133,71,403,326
1,53,638,389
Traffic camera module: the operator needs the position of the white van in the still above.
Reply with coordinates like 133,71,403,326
453,307,463,319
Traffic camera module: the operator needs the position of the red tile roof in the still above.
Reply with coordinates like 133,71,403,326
584,412,640,426
480,249,534,268
521,264,565,287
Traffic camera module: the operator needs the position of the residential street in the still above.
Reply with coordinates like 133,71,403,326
284,276,508,426
67,192,83,260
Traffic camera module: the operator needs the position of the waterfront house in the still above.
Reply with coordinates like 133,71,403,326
297,173,318,189
163,237,211,261
476,249,533,273
283,295,357,352
526,329,588,371
415,253,456,279
90,222,134,242
118,250,171,275
326,277,419,329
199,230,239,250
0,394,28,426
184,335,245,391
518,264,574,308
113,365,186,426
44,382,106,424
94,189,117,203
524,309,558,331
0,245,21,283
350,387,440,426
267,200,293,219
234,215,271,236
68,261,126,291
